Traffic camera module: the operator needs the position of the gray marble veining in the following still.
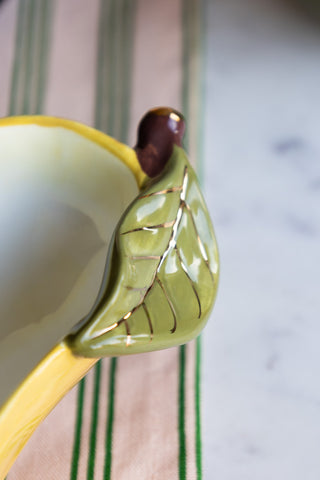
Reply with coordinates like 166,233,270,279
203,1,320,478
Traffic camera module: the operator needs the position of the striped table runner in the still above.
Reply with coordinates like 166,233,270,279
0,0,206,478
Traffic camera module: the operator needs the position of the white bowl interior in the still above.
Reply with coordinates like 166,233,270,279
0,123,138,406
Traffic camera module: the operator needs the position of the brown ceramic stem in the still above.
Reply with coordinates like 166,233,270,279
134,107,185,178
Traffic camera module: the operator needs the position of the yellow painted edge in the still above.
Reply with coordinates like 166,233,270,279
0,343,97,480
0,115,148,188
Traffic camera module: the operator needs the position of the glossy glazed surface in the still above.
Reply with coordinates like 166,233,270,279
0,118,139,408
134,107,185,177
68,144,219,357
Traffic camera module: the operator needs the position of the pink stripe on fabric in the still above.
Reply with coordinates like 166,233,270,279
112,349,180,479
44,0,100,125
128,0,183,145
0,0,18,116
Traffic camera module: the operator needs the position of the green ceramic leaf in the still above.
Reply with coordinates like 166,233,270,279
68,145,219,357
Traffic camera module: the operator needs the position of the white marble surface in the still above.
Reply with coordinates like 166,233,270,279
202,1,320,478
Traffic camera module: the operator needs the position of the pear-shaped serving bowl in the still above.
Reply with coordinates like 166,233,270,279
0,109,219,479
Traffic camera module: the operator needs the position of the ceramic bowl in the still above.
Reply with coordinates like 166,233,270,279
0,109,219,478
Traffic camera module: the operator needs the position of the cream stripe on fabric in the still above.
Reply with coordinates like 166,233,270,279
185,341,197,480
0,0,18,115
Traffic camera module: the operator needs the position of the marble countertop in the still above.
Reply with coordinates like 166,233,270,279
202,1,320,478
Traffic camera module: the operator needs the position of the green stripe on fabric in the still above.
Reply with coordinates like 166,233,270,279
8,0,53,117
195,2,206,478
195,336,202,479
194,3,207,477
70,1,111,477
68,0,135,476
181,0,205,478
8,0,28,115
21,0,36,114
94,0,110,131
101,10,117,463
78,1,136,478
196,0,207,187
106,0,117,136
35,0,53,114
70,0,111,473
87,360,102,480
181,0,191,152
110,0,122,138
25,0,53,114
182,0,204,176
180,1,191,478
179,344,187,480
103,357,117,479
5,1,52,478
70,378,86,480
102,1,135,477
120,0,135,144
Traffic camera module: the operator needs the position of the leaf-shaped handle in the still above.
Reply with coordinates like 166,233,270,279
67,108,219,357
